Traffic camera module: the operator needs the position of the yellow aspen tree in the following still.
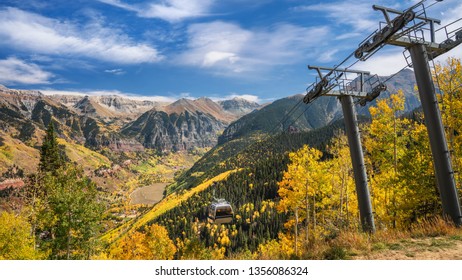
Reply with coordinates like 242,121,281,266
255,232,295,259
327,133,359,229
277,145,326,252
0,211,44,260
110,231,150,260
364,91,410,228
398,121,438,224
434,58,462,190
145,224,177,260
110,224,175,260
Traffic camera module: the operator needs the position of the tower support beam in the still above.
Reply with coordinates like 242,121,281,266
340,95,376,232
409,43,462,226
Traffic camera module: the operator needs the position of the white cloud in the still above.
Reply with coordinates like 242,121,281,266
202,51,239,67
318,49,340,63
104,68,126,75
293,1,378,33
335,32,363,40
178,21,330,75
98,0,214,22
98,0,137,11
353,48,409,76
0,7,162,64
0,57,53,85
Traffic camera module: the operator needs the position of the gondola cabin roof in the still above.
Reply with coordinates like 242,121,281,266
209,198,232,208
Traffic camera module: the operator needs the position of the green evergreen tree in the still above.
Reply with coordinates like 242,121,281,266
40,166,104,259
39,122,64,174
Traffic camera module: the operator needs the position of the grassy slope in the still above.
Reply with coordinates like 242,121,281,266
0,133,111,175
58,138,111,170
354,236,462,259
0,133,39,174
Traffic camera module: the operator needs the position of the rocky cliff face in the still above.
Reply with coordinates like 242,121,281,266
0,86,144,152
122,109,226,153
82,95,158,116
218,97,261,117
164,97,236,123
51,94,83,107
117,97,258,153
52,94,158,122
1,87,49,142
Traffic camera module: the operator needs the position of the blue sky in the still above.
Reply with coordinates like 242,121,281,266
0,0,461,103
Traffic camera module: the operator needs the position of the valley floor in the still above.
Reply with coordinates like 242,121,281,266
129,183,167,205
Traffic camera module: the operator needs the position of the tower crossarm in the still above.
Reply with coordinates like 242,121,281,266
354,0,441,61
303,66,385,103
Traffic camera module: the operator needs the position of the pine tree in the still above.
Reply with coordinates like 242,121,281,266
39,122,64,174
40,166,104,259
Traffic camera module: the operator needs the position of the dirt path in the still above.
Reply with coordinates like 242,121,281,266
129,183,167,205
354,237,462,260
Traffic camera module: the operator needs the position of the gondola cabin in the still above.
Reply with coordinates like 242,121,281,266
208,199,234,224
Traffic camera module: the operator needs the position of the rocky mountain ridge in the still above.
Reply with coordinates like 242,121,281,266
52,94,161,121
0,86,142,153
49,93,260,124
0,86,262,157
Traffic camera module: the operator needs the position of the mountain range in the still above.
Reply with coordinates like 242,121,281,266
0,85,260,172
0,68,418,174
